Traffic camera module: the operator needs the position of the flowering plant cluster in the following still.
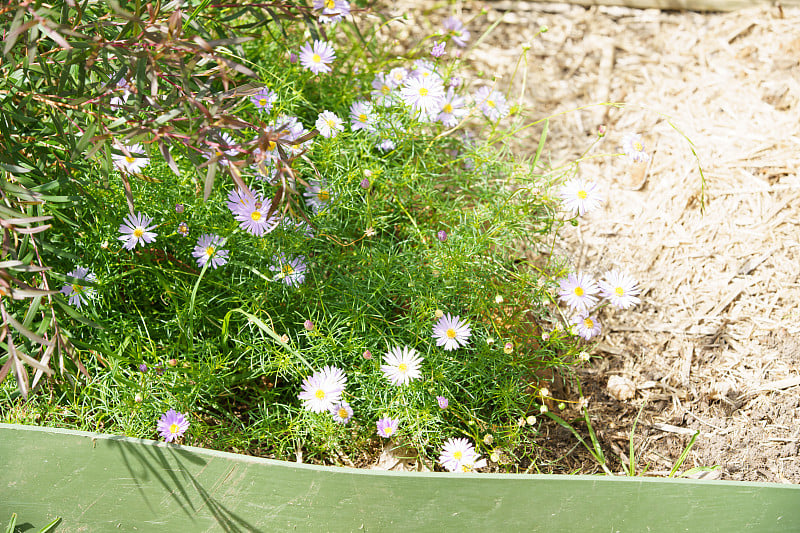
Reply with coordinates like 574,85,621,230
1,0,658,473
554,134,648,342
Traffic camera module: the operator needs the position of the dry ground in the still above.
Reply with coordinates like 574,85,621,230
387,1,800,482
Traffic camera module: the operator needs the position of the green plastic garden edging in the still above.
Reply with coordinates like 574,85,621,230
1,423,798,532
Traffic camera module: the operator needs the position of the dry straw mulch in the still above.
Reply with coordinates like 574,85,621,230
391,1,800,482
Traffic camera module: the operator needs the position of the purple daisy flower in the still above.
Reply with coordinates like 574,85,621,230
371,72,396,107
431,41,446,58
349,100,376,132
329,401,353,424
409,59,437,81
118,212,158,250
443,16,471,48
572,313,602,341
157,409,190,443
473,86,510,122
192,233,228,269
387,67,408,88
230,191,280,237
303,179,332,213
60,267,96,309
377,139,395,153
299,40,336,75
376,416,400,438
251,87,276,112
204,132,238,166
437,87,466,127
313,0,350,24
270,254,307,286
436,395,449,409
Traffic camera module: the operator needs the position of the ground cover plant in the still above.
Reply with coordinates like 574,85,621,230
0,0,647,472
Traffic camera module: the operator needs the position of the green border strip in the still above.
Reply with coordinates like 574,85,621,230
2,423,798,532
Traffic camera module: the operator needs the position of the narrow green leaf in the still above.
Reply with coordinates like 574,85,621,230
74,122,97,154
4,512,17,533
669,430,701,478
53,298,103,328
532,119,548,170
38,516,62,532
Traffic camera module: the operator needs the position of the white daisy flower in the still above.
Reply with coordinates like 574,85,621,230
112,144,149,174
558,178,604,216
557,272,600,312
432,313,471,351
599,269,642,309
621,133,649,163
400,75,445,119
298,365,347,413
439,437,481,472
315,110,344,139
380,346,423,386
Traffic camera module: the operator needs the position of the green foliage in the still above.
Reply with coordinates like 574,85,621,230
0,0,587,470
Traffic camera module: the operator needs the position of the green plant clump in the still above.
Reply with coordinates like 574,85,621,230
1,1,608,471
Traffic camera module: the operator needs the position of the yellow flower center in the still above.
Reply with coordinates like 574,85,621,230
267,141,276,151
125,156,135,164
205,246,215,257
381,85,390,95
446,328,456,339
169,423,179,434
583,317,594,329
324,0,335,7
384,426,394,435
312,54,321,63
326,119,337,128
486,99,496,108
615,287,625,296
358,113,367,123
398,363,408,373
443,103,453,113
258,98,267,106
577,190,588,200
133,227,144,238
633,141,643,152
315,389,325,399
317,190,330,201
338,408,349,418
453,450,463,460
419,87,429,96
72,284,83,293
573,287,584,297
282,264,294,276
251,211,262,221
461,464,474,472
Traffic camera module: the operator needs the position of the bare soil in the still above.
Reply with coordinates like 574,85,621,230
388,1,800,482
